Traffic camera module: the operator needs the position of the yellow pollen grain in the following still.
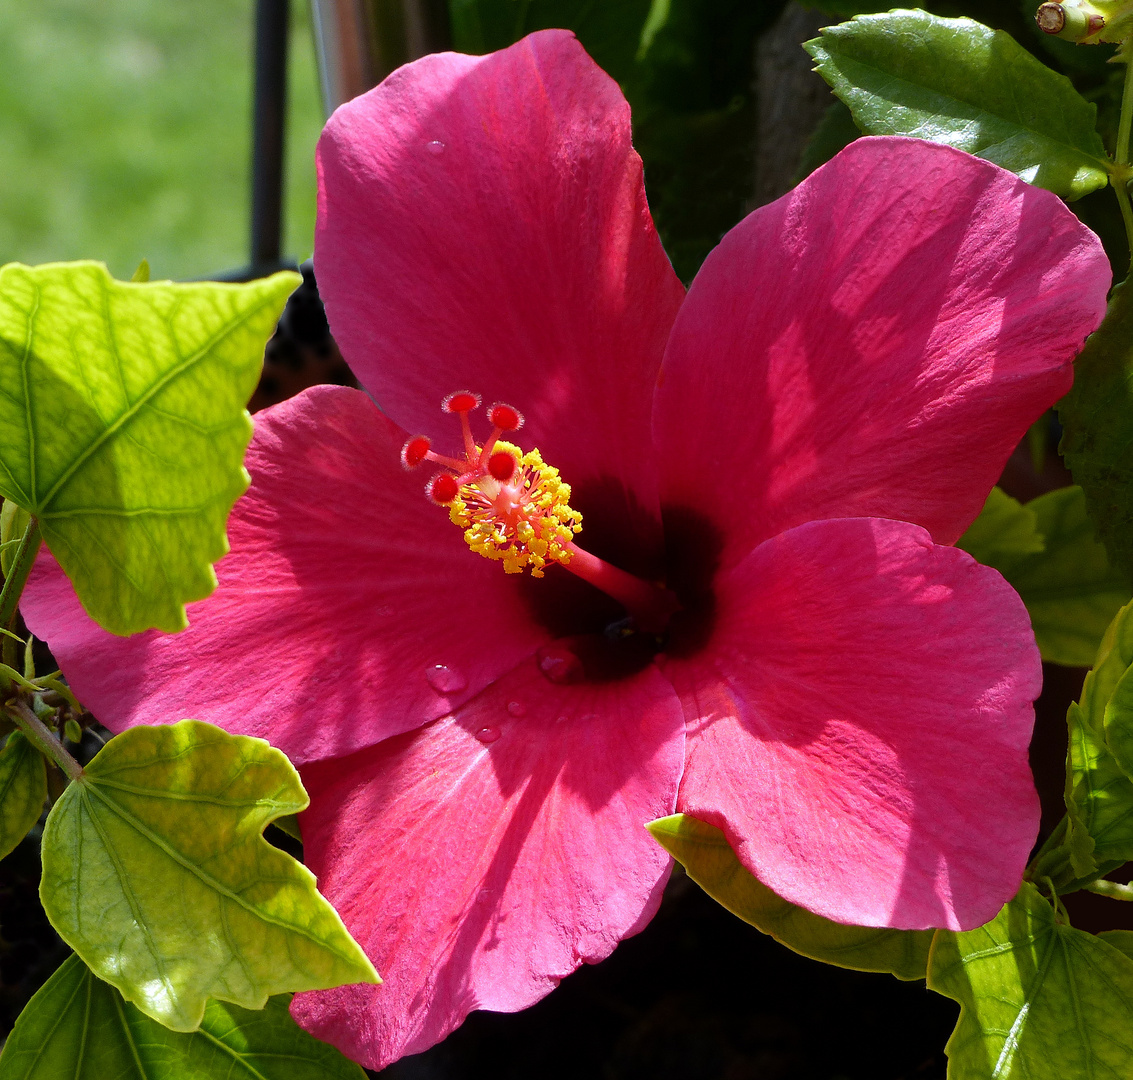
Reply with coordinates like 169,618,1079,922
446,442,582,577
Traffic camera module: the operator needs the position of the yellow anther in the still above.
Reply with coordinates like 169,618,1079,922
446,442,582,577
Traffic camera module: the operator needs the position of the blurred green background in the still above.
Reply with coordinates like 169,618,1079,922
0,0,324,280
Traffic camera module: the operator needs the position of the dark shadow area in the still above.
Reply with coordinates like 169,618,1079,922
381,871,958,1080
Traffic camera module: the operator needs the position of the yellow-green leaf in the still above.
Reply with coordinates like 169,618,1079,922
0,731,45,860
961,486,1130,667
39,720,377,1031
647,813,933,981
0,953,366,1079
0,261,299,635
1064,601,1133,878
929,882,1133,1078
957,487,1044,568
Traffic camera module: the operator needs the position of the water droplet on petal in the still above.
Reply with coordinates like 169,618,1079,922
426,139,445,154
426,664,467,694
477,887,492,903
556,715,569,725
475,726,501,744
507,701,526,717
536,644,584,685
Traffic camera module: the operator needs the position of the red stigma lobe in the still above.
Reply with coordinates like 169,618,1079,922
488,451,517,482
401,436,431,469
488,403,524,431
428,473,460,504
442,391,481,414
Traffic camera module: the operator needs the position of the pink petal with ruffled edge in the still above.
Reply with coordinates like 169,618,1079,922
290,654,684,1069
666,516,1041,931
654,136,1110,571
20,386,554,765
316,29,684,565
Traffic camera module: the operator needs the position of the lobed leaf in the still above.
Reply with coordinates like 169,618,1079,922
0,952,366,1079
0,499,30,577
957,487,1043,567
39,719,377,1031
929,882,1133,1078
960,486,1130,667
647,813,933,981
0,261,299,635
0,731,45,861
1064,601,1133,877
1060,280,1133,582
805,10,1111,199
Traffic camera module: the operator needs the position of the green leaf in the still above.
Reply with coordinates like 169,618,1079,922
1060,279,1133,582
0,953,366,1079
0,498,30,577
1098,930,1133,962
0,731,45,860
1102,655,1133,782
1064,601,1133,876
0,261,299,635
647,813,933,981
804,10,1111,199
39,719,377,1031
928,881,1133,1079
957,487,1044,567
963,487,1130,667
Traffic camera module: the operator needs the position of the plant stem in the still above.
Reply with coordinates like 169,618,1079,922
4,697,82,783
1118,52,1133,168
1113,49,1133,273
1083,878,1133,901
1114,179,1133,275
0,516,41,632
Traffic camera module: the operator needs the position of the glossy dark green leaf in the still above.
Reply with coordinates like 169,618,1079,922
805,10,1111,198
0,953,366,1079
1060,279,1133,581
0,261,299,635
648,814,933,980
40,719,377,1031
0,731,45,861
929,882,1133,1078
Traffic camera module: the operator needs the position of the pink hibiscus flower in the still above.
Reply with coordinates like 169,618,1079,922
22,30,1109,1071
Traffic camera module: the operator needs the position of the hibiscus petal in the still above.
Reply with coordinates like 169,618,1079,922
20,385,553,764
290,655,685,1069
654,136,1110,570
667,515,1041,931
315,29,684,564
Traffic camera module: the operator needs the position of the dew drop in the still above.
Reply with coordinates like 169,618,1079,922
477,887,492,903
536,644,584,685
475,726,501,744
426,664,467,694
507,701,526,717
426,139,445,154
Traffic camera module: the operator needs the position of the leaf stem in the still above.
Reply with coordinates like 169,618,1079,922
1112,48,1133,273
1118,50,1133,168
1028,815,1071,882
0,516,41,632
4,697,82,783
1083,878,1133,901
1113,178,1133,275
